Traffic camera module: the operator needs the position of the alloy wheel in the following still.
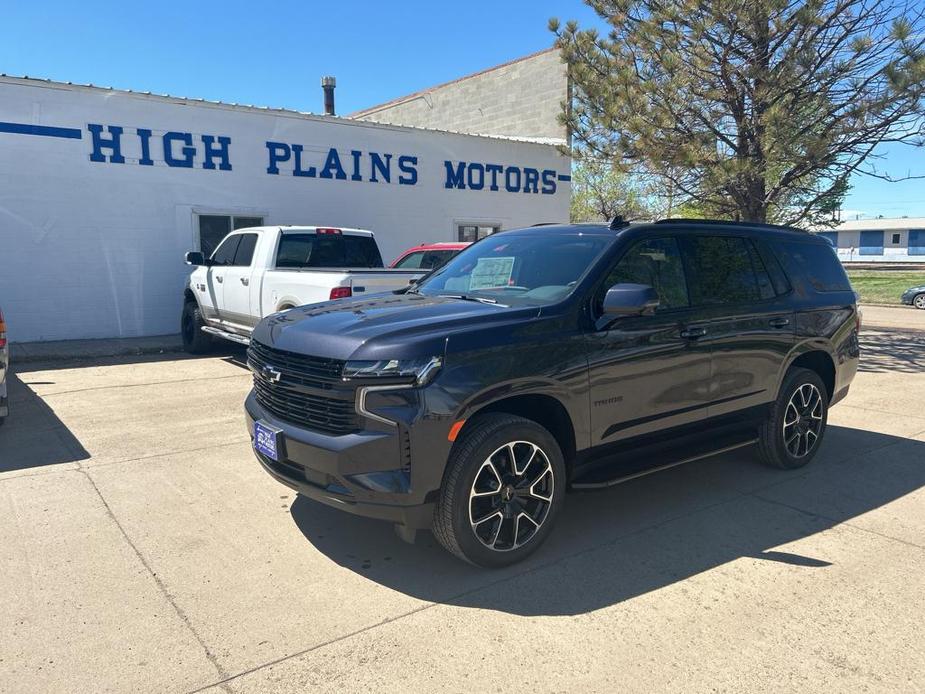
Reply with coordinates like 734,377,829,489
914,294,925,309
468,441,554,552
783,383,824,458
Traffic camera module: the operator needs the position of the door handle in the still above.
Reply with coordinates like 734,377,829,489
240,277,249,286
216,276,223,283
768,318,790,328
680,327,707,339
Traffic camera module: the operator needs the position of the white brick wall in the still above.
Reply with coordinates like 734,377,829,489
352,49,568,142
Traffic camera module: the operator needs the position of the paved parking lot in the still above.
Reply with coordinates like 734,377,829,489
1,327,924,693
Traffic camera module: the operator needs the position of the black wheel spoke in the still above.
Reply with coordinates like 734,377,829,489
782,382,824,459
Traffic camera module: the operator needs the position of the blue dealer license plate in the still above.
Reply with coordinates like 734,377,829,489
254,421,282,462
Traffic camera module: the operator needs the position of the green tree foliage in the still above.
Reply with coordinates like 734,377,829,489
552,0,925,227
570,158,650,221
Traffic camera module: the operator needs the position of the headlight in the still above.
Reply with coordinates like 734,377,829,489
342,356,442,386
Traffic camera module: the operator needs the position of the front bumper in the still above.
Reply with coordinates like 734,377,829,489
900,290,922,305
245,392,439,530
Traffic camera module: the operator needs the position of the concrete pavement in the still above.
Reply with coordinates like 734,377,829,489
1,332,923,693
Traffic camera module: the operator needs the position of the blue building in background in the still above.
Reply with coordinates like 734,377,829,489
811,218,925,263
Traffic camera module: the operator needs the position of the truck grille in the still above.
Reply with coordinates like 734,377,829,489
248,341,357,435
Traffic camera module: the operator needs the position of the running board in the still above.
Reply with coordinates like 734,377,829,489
571,434,759,490
201,325,251,346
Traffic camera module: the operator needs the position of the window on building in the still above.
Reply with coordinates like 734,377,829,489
198,215,264,258
910,230,925,256
859,230,884,256
457,224,499,243
892,233,901,245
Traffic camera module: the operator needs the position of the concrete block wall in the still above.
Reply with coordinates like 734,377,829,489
352,49,568,142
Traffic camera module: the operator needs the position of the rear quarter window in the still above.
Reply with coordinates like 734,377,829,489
775,240,852,292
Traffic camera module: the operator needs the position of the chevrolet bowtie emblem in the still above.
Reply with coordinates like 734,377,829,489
262,364,282,383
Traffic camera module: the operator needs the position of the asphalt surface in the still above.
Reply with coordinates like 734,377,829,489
1,327,923,693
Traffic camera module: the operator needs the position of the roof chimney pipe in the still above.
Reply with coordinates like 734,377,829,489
321,76,336,116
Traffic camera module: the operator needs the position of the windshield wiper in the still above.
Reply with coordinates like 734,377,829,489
438,294,506,307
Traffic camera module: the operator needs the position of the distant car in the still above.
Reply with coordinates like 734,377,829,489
390,242,470,271
0,306,8,425
900,284,925,309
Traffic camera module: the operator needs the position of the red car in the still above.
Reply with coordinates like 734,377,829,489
390,242,470,270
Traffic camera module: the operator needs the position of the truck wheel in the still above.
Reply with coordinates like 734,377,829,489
432,413,566,567
757,367,828,470
181,301,213,354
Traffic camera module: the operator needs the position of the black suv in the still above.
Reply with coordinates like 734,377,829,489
245,220,859,567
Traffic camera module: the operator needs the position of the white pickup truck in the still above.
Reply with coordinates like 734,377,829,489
181,226,426,352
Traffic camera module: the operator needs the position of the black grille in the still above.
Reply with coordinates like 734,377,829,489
248,341,357,435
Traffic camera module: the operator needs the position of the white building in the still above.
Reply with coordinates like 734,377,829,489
0,75,571,343
812,217,925,263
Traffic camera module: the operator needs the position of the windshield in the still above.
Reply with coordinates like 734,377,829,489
413,233,611,306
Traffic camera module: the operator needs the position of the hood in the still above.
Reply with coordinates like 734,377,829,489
251,292,538,360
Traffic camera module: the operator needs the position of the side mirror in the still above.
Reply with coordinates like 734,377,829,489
185,251,208,266
602,283,659,319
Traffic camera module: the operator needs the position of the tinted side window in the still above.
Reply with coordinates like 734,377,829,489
601,237,689,311
746,240,776,300
211,235,241,266
232,234,258,267
276,234,314,268
776,241,852,292
394,251,425,268
755,240,792,296
344,235,383,268
683,236,761,305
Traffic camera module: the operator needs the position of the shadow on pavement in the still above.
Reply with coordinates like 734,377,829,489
291,425,925,616
0,372,90,472
859,331,925,373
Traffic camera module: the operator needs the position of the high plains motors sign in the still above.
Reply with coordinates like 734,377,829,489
0,120,570,195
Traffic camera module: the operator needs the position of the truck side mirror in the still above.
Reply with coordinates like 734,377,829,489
600,283,659,324
185,251,208,266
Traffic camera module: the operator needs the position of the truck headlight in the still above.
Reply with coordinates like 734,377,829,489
342,356,442,386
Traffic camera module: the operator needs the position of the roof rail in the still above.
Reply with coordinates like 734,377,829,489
654,217,803,232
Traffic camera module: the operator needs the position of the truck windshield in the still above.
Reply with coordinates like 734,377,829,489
414,233,611,306
276,233,384,269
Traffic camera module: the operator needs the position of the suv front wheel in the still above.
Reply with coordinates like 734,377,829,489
758,367,829,469
432,413,566,567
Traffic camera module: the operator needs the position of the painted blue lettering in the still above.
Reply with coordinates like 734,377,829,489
444,161,466,189
467,163,485,190
397,155,418,185
265,141,291,174
136,128,154,166
485,164,503,191
504,167,522,193
291,144,317,177
201,135,232,171
541,169,557,195
522,168,539,194
88,124,125,163
369,152,392,183
163,132,195,168
350,150,363,181
319,148,347,180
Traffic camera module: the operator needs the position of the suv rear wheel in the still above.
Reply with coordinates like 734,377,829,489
432,413,566,567
758,367,828,469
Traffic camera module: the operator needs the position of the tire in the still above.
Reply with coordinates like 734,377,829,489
181,301,213,354
757,367,828,470
432,413,566,567
914,293,925,310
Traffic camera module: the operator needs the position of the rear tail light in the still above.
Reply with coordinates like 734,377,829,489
316,228,342,235
0,308,6,348
329,287,352,300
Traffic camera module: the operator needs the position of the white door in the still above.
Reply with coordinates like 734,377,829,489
200,234,240,323
218,233,259,328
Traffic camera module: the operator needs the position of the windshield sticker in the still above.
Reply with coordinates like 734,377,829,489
470,257,515,290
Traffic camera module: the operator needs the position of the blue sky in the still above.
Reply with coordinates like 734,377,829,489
2,0,921,219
